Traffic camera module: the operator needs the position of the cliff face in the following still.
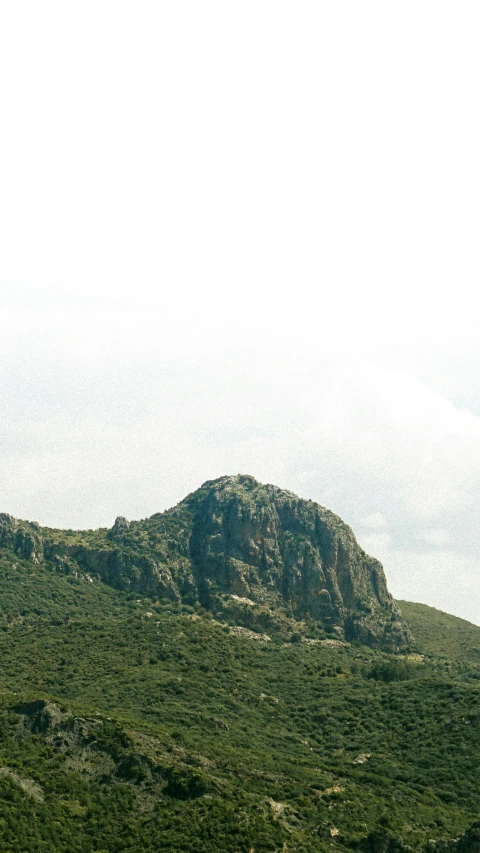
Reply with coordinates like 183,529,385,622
183,476,410,648
0,475,411,649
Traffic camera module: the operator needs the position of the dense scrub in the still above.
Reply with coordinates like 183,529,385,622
0,548,479,851
398,600,480,667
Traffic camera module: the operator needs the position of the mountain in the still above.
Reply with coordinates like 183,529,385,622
0,476,479,851
0,474,410,650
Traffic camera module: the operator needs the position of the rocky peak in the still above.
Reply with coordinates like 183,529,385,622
0,476,412,649
181,475,411,648
108,516,131,540
0,512,43,562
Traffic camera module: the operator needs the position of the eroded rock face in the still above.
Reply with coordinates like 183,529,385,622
15,699,72,735
107,516,131,540
0,513,43,562
184,476,411,648
0,475,412,648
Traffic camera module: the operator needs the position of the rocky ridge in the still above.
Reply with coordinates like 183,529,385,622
0,474,411,649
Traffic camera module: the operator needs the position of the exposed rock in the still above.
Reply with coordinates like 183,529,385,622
0,513,16,546
266,798,286,819
229,594,256,606
108,516,131,540
316,784,344,796
0,475,412,649
353,752,372,765
260,693,279,703
229,626,271,642
0,514,43,562
184,476,411,649
319,822,343,841
14,700,142,781
0,767,44,801
15,699,72,734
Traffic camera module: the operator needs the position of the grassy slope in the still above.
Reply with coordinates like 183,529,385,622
0,550,479,851
398,600,480,666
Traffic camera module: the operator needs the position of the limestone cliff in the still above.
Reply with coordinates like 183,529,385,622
0,475,411,649
182,475,410,648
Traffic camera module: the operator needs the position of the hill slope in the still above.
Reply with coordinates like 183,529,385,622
398,600,480,666
0,478,479,851
0,553,479,851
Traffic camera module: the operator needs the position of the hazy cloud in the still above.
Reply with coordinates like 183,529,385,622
363,514,387,530
0,3,479,624
420,529,451,548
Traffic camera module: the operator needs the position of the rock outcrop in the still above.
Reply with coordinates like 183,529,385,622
0,475,411,649
182,476,410,647
0,513,43,562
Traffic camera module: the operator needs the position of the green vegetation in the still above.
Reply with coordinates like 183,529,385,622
0,548,479,850
398,600,480,667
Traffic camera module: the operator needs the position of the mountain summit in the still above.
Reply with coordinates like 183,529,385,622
0,474,410,649
180,475,410,648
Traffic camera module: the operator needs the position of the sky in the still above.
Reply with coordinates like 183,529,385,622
1,2,479,625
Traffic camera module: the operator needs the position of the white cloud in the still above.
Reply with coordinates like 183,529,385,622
0,3,479,355
0,3,479,624
420,529,451,548
370,547,480,630
357,532,393,555
362,513,387,529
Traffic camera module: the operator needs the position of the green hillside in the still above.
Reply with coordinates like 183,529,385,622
398,600,480,666
0,479,479,851
0,474,413,651
0,550,479,851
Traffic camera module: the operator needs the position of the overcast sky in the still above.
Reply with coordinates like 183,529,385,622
1,2,479,625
